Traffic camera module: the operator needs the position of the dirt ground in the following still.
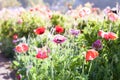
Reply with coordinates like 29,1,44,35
0,54,15,80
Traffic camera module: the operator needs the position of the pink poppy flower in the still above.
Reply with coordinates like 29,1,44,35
17,19,23,24
15,43,29,53
108,12,118,22
79,10,86,17
103,7,111,14
13,34,18,40
15,45,22,53
83,7,91,15
21,43,29,52
79,7,91,17
53,34,67,44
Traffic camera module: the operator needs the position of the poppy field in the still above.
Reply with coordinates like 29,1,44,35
0,5,120,80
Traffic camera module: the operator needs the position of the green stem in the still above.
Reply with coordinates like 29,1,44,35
82,60,85,74
88,61,93,76
51,60,54,80
109,23,112,32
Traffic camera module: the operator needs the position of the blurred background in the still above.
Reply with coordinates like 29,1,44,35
0,0,120,10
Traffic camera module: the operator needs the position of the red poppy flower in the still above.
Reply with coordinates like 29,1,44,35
36,51,48,59
13,34,18,40
103,33,109,40
15,45,23,53
21,43,29,52
34,27,45,35
85,49,99,61
55,25,64,33
103,32,118,40
36,46,50,59
107,32,118,40
35,7,39,11
98,30,105,38
98,30,118,40
15,43,29,53
30,8,34,12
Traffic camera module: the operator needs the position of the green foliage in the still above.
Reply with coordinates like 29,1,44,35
1,6,120,80
13,33,89,80
50,13,67,27
0,12,45,58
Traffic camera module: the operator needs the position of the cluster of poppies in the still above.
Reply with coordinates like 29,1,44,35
34,25,64,35
15,25,65,59
14,24,82,59
14,23,118,61
33,25,65,59
85,30,118,61
85,39,102,61
15,43,29,53
104,7,118,22
79,7,91,17
29,5,52,19
98,30,118,40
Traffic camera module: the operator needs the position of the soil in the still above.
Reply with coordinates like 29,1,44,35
0,53,15,80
